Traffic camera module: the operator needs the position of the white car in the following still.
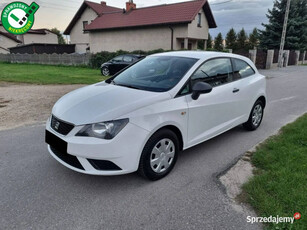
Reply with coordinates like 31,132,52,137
45,51,266,180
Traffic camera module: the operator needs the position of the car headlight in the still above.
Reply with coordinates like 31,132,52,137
76,118,129,140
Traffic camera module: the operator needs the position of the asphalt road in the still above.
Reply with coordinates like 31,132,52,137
1,66,306,230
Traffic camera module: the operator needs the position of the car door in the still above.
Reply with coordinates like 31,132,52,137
231,58,257,119
109,55,124,74
184,58,241,147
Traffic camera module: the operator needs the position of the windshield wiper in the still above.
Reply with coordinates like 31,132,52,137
116,83,142,90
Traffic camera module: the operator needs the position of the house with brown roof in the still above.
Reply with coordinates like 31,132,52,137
64,1,121,53
0,31,22,54
64,0,217,53
0,21,58,53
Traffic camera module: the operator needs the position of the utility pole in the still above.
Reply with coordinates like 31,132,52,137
278,0,291,68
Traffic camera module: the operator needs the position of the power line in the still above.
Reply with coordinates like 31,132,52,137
211,0,233,5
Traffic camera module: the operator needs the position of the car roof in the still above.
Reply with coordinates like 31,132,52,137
151,51,257,71
152,51,247,61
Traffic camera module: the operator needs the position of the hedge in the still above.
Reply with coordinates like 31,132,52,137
90,49,167,68
89,48,230,69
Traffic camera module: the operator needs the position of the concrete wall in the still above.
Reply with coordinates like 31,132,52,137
188,9,209,40
70,7,97,53
21,31,58,44
0,53,91,65
89,25,189,53
0,35,19,54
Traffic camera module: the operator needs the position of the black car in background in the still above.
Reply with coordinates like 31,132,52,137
100,54,145,76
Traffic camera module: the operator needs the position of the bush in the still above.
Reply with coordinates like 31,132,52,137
89,48,230,69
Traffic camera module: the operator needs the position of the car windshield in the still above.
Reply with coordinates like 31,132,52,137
110,56,198,92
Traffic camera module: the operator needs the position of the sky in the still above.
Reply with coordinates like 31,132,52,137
0,0,274,38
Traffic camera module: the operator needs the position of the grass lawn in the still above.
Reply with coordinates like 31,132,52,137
243,114,307,229
0,62,108,84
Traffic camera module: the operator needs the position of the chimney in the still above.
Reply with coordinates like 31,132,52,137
101,1,106,6
126,0,136,12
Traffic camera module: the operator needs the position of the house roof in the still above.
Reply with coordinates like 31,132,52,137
27,28,57,35
64,1,121,35
0,31,22,43
86,0,217,32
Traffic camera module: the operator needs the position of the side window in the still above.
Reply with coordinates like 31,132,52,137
83,21,88,33
197,13,201,27
232,59,255,79
112,56,123,62
191,58,233,87
123,55,134,63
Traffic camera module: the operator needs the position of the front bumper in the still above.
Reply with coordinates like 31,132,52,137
45,118,150,175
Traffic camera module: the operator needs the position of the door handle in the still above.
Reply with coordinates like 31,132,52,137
233,88,240,93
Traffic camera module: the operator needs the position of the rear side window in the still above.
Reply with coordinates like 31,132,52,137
232,59,255,79
123,55,134,63
191,58,233,87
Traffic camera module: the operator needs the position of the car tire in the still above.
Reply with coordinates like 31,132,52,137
101,67,110,76
243,100,264,131
138,129,179,180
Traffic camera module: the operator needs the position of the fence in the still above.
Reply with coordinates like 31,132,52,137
241,49,306,69
0,53,91,66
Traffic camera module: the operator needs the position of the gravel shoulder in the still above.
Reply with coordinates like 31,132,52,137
0,82,84,131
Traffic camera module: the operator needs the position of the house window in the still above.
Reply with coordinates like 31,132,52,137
197,13,201,27
83,21,88,33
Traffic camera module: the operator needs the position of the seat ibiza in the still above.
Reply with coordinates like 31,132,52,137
45,51,266,180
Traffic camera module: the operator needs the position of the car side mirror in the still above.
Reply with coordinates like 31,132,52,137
191,82,212,100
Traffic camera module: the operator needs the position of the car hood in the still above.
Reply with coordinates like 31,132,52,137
52,82,170,125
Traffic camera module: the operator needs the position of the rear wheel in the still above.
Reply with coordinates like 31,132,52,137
243,100,264,131
138,129,179,180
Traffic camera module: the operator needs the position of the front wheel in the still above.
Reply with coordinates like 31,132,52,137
243,100,264,131
101,67,110,76
138,129,179,180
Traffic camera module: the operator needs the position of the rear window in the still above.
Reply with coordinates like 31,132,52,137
232,59,255,79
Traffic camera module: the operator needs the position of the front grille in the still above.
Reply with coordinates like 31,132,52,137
88,159,122,171
51,115,74,135
50,146,84,170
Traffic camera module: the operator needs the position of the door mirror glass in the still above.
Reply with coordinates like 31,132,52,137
191,82,212,100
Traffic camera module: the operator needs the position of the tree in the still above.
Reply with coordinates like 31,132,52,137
237,28,248,49
51,28,66,44
207,33,212,49
197,40,204,50
248,28,259,49
214,33,224,51
225,28,237,49
259,0,307,50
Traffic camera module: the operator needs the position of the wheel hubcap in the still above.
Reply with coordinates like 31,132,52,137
150,138,175,173
252,104,263,127
102,68,109,76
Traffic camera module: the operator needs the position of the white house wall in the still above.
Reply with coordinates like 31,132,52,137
188,9,209,40
0,35,19,54
23,31,58,44
89,24,189,53
70,7,97,53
